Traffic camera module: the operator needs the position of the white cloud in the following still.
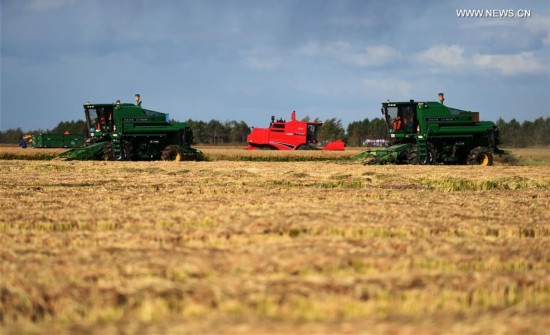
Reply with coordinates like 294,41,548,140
296,42,323,57
351,45,401,66
462,14,550,47
526,16,550,46
414,44,548,77
300,41,547,78
297,42,401,67
296,41,349,58
417,44,466,67
473,52,546,76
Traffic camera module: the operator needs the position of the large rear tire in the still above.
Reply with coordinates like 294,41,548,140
467,147,493,166
161,145,184,161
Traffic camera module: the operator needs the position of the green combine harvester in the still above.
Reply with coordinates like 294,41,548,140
58,100,201,161
354,97,505,165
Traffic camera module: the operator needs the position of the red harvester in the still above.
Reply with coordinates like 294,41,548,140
245,111,345,151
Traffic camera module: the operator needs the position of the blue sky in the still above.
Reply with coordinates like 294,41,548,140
1,0,549,131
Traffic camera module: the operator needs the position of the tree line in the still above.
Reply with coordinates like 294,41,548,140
495,118,549,147
1,117,548,147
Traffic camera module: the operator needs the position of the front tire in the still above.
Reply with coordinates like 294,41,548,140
120,140,133,161
103,142,113,161
407,143,435,165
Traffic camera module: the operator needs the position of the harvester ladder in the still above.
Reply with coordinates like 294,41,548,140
417,137,428,163
112,136,122,160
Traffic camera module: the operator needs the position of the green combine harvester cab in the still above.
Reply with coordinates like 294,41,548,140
353,99,505,165
58,102,201,161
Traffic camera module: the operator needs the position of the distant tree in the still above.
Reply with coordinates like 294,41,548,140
347,119,370,146
520,120,534,147
0,127,24,144
318,118,345,142
346,121,362,146
496,118,510,145
50,120,87,135
504,119,522,147
206,120,228,144
367,118,388,139
226,120,250,143
490,117,549,147
532,117,546,146
187,119,209,144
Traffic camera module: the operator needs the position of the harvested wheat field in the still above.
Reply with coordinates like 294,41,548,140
1,150,549,334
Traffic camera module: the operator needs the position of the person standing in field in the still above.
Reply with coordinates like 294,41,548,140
19,137,27,149
438,92,445,105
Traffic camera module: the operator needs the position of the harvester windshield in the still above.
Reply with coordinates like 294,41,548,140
386,106,398,119
84,104,114,133
383,103,417,134
306,123,321,144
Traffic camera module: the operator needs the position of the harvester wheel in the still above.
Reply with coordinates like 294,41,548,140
426,143,436,164
406,144,435,165
161,145,184,161
103,142,113,161
120,141,133,161
297,144,318,150
467,147,493,166
406,146,417,164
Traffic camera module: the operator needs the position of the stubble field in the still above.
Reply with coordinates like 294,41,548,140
1,147,549,334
